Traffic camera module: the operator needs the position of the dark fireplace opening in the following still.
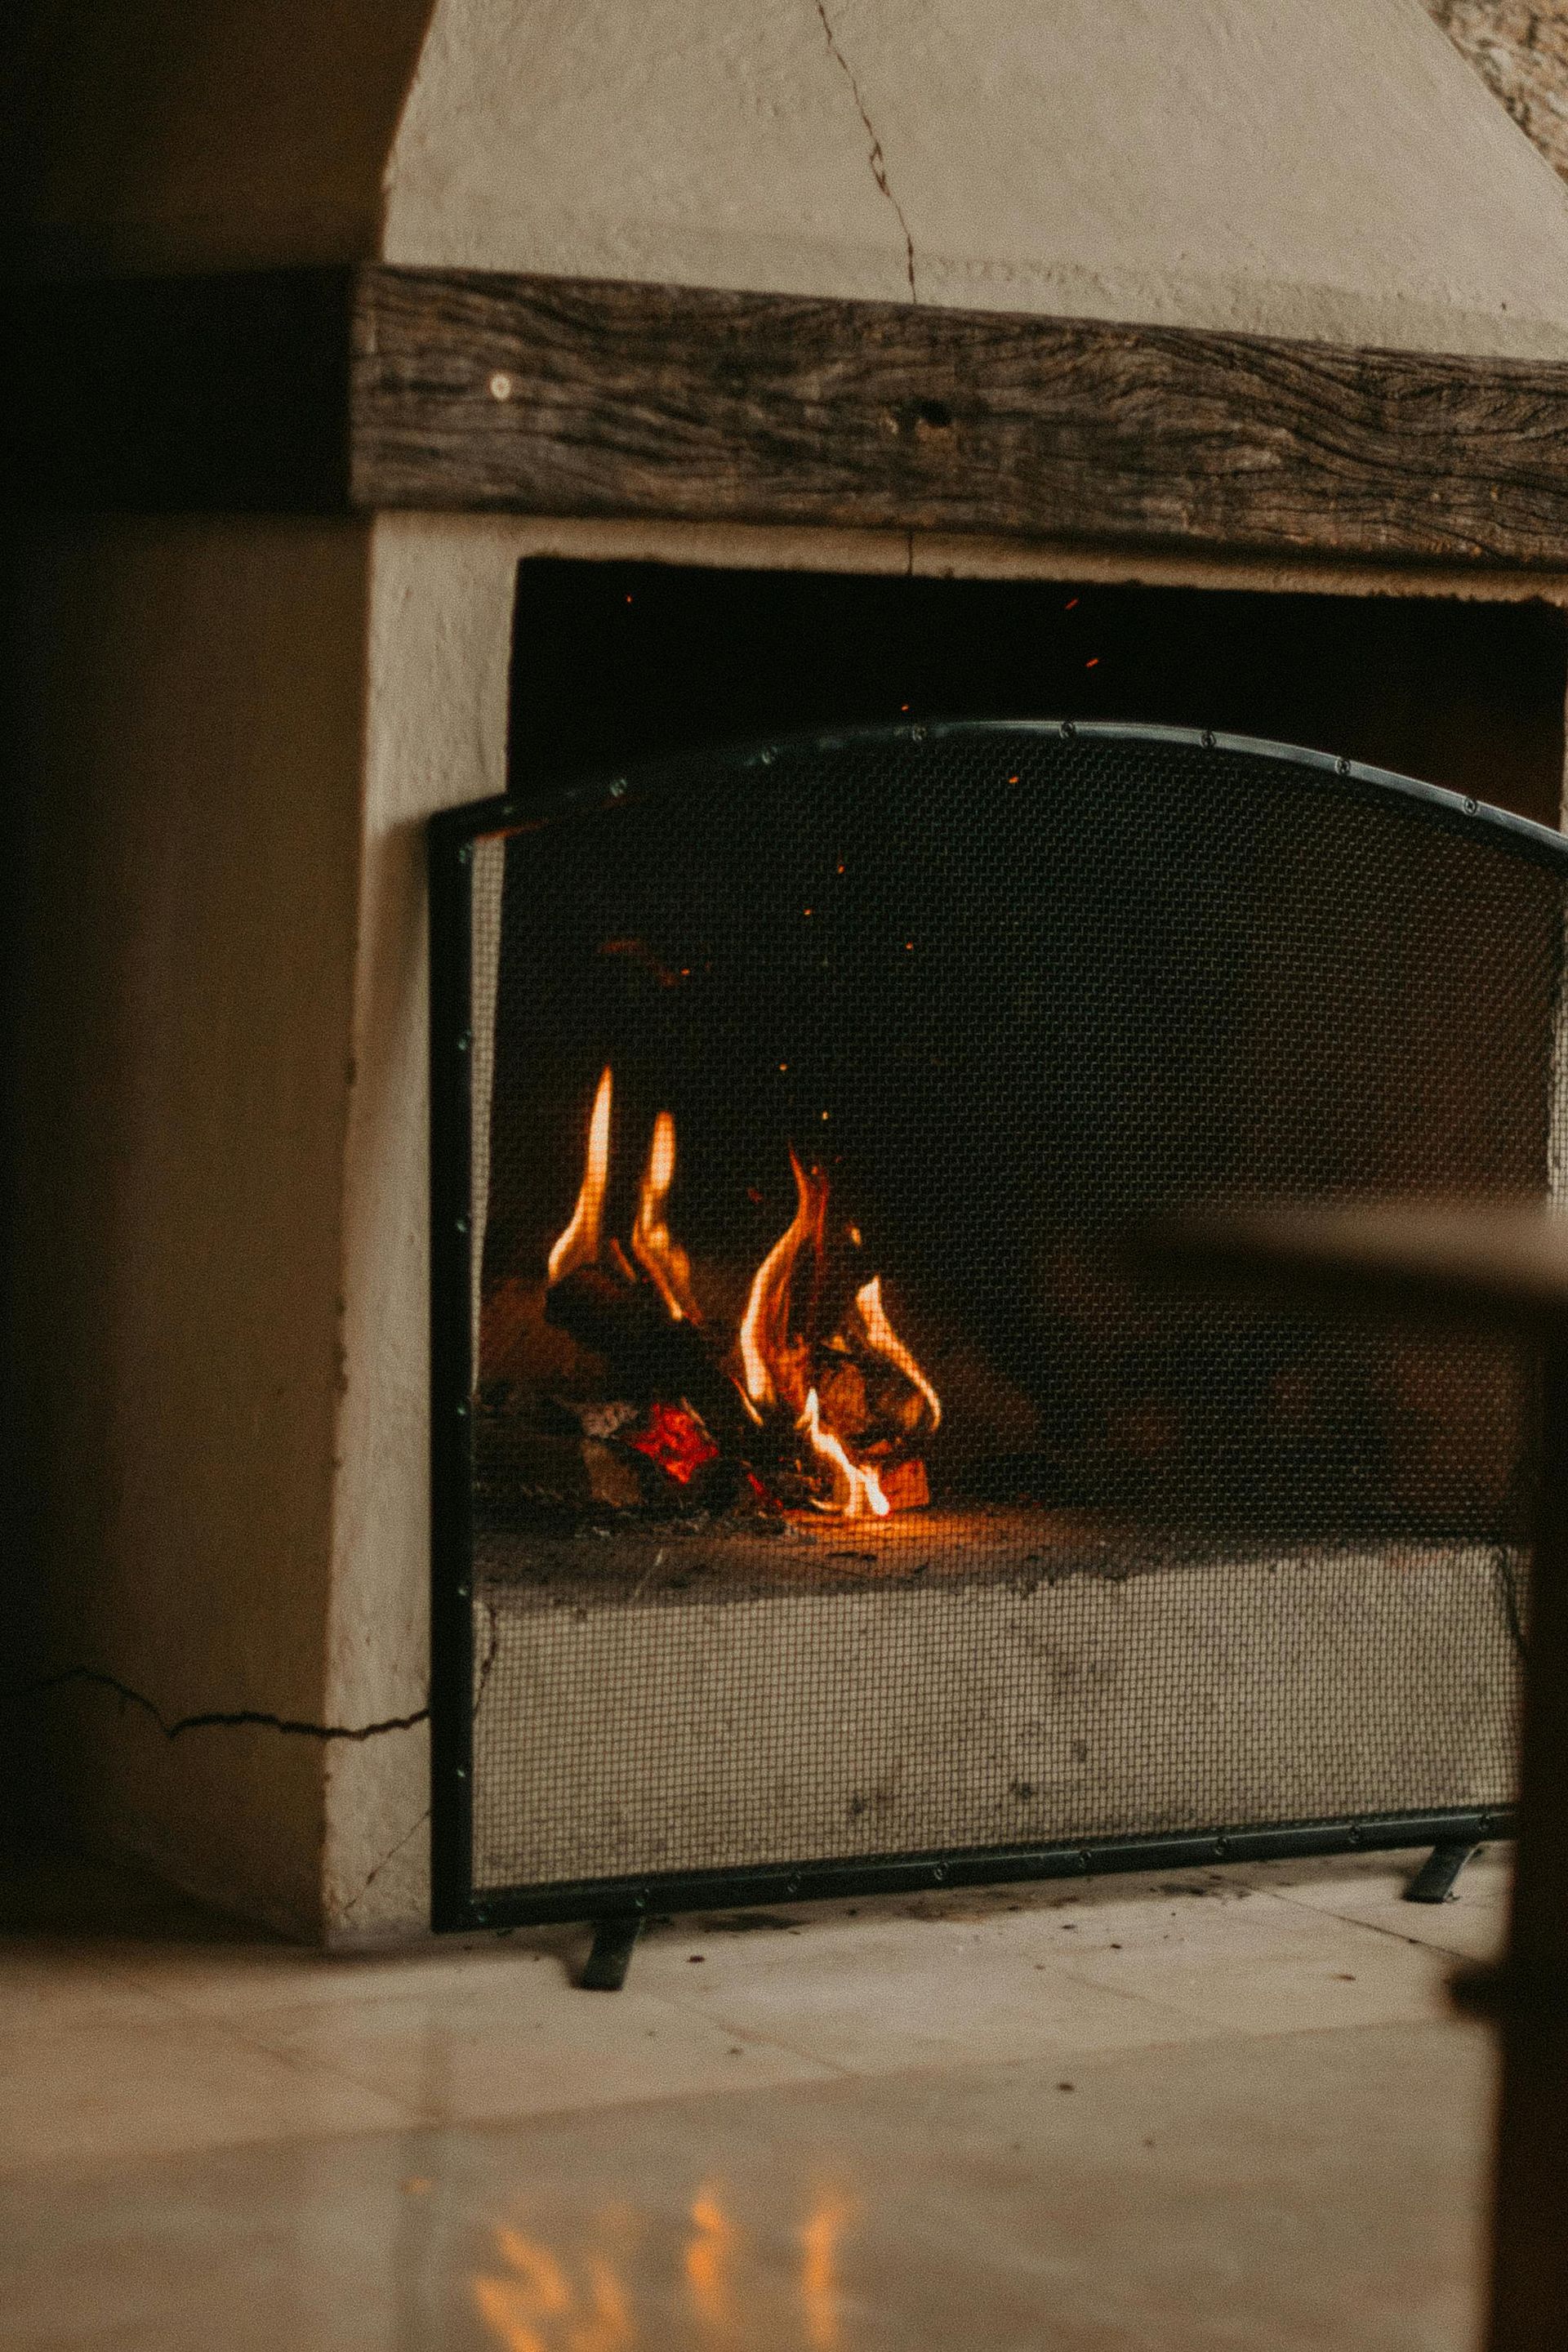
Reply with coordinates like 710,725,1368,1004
482,728,1548,1545
507,558,1567,827
428,565,1568,1932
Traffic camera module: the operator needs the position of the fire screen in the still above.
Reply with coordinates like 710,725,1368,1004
428,721,1565,1931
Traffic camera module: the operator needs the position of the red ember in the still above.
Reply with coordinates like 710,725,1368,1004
624,1399,721,1486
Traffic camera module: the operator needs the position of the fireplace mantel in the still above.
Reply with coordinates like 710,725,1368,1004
15,265,1568,570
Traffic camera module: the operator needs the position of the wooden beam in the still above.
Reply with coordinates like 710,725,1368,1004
350,266,1568,564
14,262,1568,569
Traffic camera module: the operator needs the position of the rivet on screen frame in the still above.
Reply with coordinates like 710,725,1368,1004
1201,729,1217,750
456,1401,469,1417
457,1031,471,1052
911,724,927,742
1059,720,1076,742
1337,757,1352,777
455,1766,468,1780
456,1584,470,1600
608,777,627,797
455,1216,468,1234
1464,797,1478,815
457,843,472,863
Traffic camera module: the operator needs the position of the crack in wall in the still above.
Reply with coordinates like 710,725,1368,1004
340,1805,432,1918
814,2,919,301
11,1664,430,1742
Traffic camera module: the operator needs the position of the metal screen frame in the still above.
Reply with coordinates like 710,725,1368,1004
426,720,1566,1933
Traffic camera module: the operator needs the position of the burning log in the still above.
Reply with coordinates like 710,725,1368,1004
544,1265,754,1451
537,1066,942,1523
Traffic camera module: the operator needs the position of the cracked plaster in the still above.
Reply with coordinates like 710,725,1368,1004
17,1,1568,356
378,0,1568,354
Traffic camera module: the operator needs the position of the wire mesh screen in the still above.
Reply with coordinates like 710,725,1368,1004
441,723,1561,1909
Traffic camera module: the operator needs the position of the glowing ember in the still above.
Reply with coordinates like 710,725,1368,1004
547,1066,612,1284
632,1111,702,1322
625,1398,720,1486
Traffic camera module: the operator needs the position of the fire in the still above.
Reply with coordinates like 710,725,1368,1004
799,1388,890,1517
856,1276,942,1431
632,1111,702,1322
739,1162,938,1519
739,1149,826,1411
547,1066,612,1284
624,1396,719,1486
543,1065,938,1520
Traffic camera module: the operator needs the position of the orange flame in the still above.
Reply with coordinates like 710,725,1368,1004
799,1387,891,1518
631,1111,702,1322
737,1159,938,1519
738,1150,826,1411
547,1067,612,1285
855,1276,941,1432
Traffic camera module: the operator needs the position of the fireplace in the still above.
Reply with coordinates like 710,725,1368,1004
429,616,1565,1932
16,1,1568,1945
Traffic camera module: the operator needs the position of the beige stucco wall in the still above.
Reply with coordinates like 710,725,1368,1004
9,518,372,1936
15,0,1568,361
385,0,1568,357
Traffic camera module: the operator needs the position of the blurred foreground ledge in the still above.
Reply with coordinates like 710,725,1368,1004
1141,1192,1568,2352
1139,1199,1568,1330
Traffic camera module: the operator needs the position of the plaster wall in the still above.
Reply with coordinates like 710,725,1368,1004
15,1,1568,365
385,0,1568,357
5,0,434,274
8,519,372,1936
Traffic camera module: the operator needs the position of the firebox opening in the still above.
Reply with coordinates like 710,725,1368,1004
481,558,1566,1566
507,559,1566,828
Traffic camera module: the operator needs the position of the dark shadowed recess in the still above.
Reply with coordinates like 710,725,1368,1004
509,559,1566,827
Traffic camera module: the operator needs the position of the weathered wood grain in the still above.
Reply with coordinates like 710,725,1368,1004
350,265,1568,566
12,262,1568,567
